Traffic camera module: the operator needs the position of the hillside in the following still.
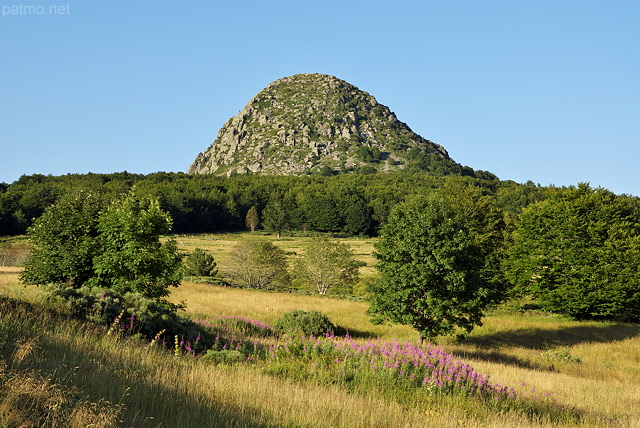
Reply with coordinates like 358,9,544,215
188,73,462,176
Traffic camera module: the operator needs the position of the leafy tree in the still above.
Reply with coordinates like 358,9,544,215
245,205,260,232
367,193,502,341
262,195,290,237
21,191,104,287
437,178,508,292
506,184,640,320
342,198,373,236
184,248,218,277
319,165,335,176
294,237,363,295
226,240,290,290
89,192,183,299
306,195,342,232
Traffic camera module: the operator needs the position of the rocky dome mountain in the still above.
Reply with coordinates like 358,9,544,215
188,73,462,176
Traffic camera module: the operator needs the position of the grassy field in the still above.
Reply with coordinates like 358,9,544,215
1,233,639,427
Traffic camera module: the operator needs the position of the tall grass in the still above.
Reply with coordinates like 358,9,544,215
0,295,465,427
2,289,632,427
170,278,640,427
2,230,639,427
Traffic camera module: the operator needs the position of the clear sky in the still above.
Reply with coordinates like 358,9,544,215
1,1,638,195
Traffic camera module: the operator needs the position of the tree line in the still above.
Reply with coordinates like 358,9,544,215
0,170,547,237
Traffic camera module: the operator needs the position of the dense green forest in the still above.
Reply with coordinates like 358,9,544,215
0,170,553,237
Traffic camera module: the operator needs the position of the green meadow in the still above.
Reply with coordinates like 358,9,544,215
1,233,639,427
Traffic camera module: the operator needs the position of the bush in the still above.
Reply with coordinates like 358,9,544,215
274,310,337,337
184,248,218,277
46,285,212,351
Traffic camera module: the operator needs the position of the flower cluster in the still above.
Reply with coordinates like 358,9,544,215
266,335,520,401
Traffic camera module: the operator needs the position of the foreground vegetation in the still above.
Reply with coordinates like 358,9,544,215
2,260,639,427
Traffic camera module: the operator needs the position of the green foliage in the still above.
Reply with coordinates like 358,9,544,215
22,190,183,301
273,310,337,337
354,146,381,163
319,165,335,177
225,240,290,290
89,192,183,299
184,248,218,277
368,191,505,340
506,183,640,320
342,199,373,235
0,171,503,237
46,285,211,349
21,191,104,287
305,195,342,232
294,237,363,295
262,193,295,236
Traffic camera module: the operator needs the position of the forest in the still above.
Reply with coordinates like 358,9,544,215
0,170,551,237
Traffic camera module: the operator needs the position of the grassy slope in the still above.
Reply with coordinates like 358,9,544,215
1,233,639,427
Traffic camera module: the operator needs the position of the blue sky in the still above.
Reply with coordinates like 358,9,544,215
1,1,638,195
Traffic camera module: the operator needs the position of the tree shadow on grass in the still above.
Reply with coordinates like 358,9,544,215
462,323,640,350
336,326,379,340
451,323,640,370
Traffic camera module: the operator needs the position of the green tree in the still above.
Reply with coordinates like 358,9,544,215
226,240,290,290
245,205,260,232
367,193,502,341
184,248,218,277
21,191,104,287
342,198,373,236
294,237,363,295
506,184,640,320
307,195,341,232
262,195,290,237
90,192,183,299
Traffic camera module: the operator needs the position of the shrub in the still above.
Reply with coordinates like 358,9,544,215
274,310,337,337
46,285,212,351
184,248,218,277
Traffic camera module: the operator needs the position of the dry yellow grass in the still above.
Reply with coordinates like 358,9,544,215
173,232,379,280
171,279,416,340
3,294,558,428
170,279,640,427
3,235,639,426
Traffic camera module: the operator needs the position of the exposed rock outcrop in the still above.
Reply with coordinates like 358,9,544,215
188,73,454,176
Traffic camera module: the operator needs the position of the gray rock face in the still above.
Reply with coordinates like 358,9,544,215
188,73,451,176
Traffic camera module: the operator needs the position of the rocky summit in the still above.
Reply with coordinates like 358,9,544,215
188,73,455,176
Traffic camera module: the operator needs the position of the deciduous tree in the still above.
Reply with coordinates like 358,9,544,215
367,192,503,341
294,237,363,295
21,191,103,287
226,240,290,290
506,183,640,320
245,205,260,232
90,192,183,299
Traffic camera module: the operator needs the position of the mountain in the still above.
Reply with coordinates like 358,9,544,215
188,73,462,176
